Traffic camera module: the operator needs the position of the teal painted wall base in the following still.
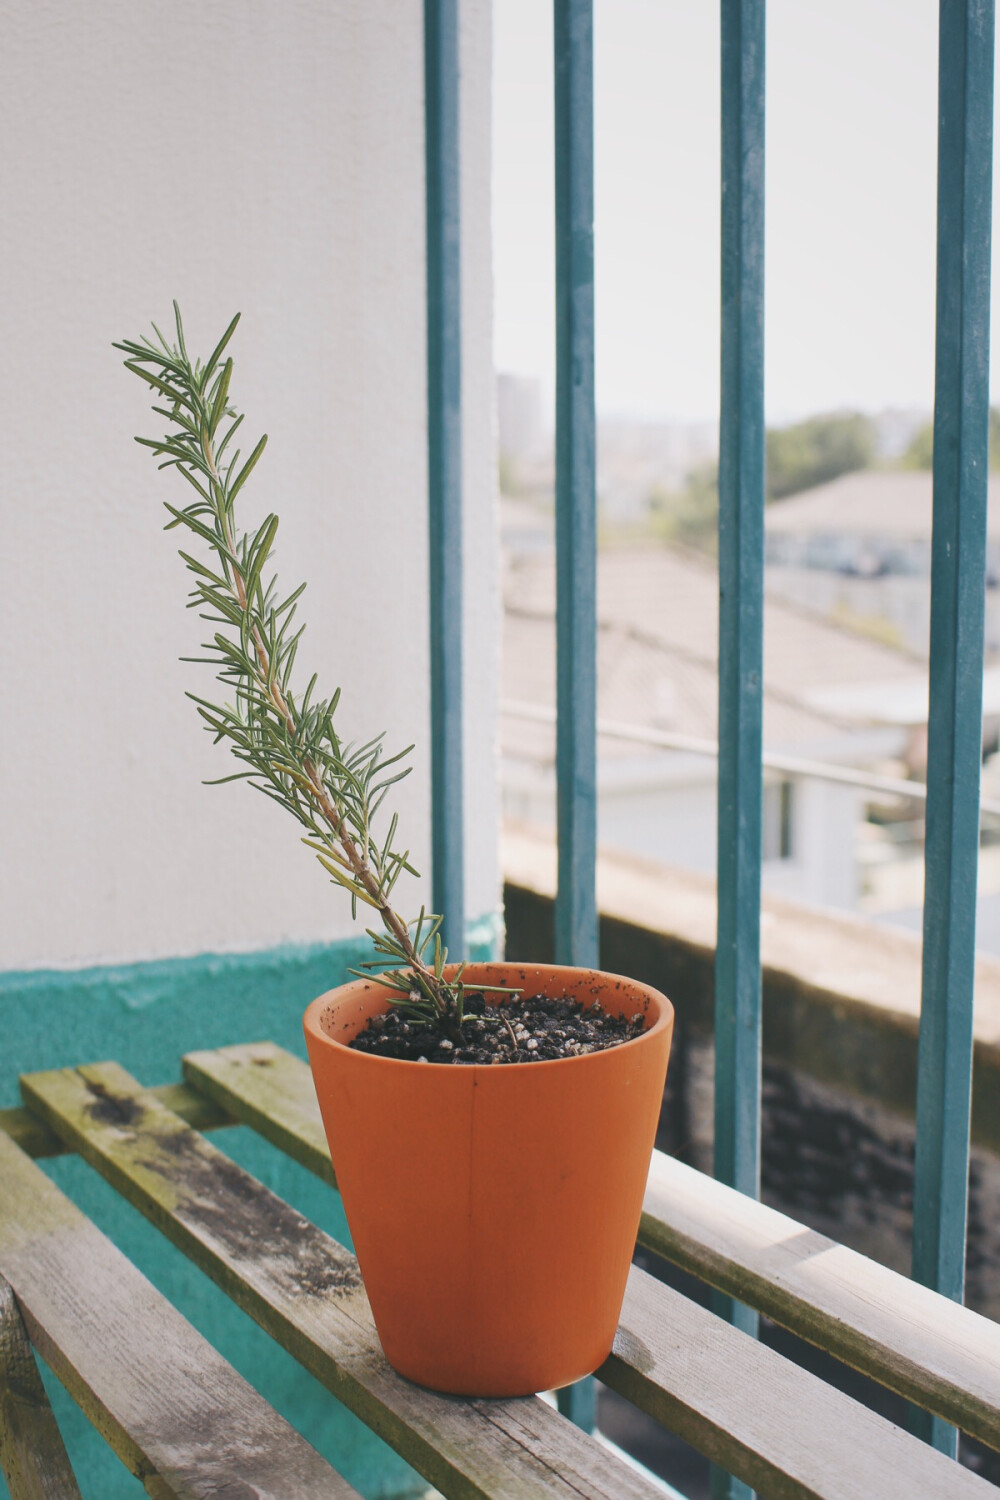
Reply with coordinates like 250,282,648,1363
1,912,502,1499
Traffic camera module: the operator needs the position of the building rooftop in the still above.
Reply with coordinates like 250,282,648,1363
764,469,1000,541
503,543,930,771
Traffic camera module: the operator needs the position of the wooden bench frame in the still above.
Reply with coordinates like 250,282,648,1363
1,1042,998,1498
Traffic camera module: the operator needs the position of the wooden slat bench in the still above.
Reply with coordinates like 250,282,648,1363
0,1043,997,1499
0,1133,359,1499
0,1275,81,1500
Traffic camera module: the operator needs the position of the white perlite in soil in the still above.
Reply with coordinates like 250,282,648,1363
348,994,647,1065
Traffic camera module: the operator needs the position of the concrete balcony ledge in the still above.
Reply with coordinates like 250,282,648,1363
502,822,1000,1158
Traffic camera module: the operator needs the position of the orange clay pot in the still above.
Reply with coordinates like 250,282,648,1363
303,961,673,1397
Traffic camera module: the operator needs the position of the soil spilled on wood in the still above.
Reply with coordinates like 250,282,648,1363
348,993,646,1064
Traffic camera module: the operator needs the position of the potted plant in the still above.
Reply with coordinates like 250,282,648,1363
117,308,674,1398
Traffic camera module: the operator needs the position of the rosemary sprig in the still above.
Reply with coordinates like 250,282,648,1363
117,304,500,1030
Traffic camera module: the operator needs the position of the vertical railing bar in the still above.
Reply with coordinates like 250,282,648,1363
424,0,466,958
554,0,598,982
713,2,765,1497
912,0,994,1457
553,0,598,1433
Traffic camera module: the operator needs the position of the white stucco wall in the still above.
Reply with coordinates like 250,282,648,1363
0,0,499,969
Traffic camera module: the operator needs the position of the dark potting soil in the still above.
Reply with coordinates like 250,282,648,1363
348,993,647,1065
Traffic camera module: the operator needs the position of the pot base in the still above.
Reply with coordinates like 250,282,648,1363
376,1298,619,1398
384,1347,615,1401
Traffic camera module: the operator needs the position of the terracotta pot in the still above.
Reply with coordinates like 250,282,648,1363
303,961,673,1397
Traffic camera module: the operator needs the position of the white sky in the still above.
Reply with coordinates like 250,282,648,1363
493,0,1000,424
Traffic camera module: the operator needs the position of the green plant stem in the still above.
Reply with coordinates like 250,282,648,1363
118,307,465,1023
199,425,441,1002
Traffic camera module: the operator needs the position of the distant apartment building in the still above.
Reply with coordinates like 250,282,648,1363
764,470,1000,659
501,509,941,918
495,380,717,523
596,417,717,523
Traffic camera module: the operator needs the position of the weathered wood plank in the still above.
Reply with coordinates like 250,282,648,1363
601,1266,994,1499
641,1149,1000,1453
28,1061,999,1499
184,1043,1000,1450
0,1274,82,1500
0,1133,359,1500
0,1084,231,1159
0,1110,63,1161
183,1044,334,1185
20,1063,662,1500
146,1083,233,1135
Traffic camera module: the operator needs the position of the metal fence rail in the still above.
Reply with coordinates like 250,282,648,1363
553,0,598,984
914,0,995,1457
424,0,465,958
552,0,600,1434
713,16,766,1496
423,0,996,1483
500,698,1000,820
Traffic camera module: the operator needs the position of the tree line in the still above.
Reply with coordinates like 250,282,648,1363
651,407,1000,553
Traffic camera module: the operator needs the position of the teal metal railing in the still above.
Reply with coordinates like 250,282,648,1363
914,0,995,1458
552,0,599,1433
424,0,466,960
553,0,598,984
713,5,766,1493
423,0,995,1481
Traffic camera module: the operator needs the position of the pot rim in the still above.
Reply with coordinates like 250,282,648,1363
303,960,674,1071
